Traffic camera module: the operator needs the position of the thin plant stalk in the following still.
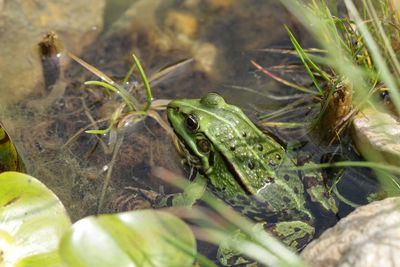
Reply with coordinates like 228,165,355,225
132,54,153,110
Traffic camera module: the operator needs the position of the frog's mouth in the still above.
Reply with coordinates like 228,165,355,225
172,134,203,170
169,126,254,195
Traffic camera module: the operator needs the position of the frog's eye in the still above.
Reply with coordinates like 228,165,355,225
185,114,199,133
196,139,210,153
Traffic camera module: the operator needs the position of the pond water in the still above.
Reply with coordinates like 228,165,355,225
0,0,379,261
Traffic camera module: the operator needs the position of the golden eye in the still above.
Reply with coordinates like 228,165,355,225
196,139,210,153
185,114,199,133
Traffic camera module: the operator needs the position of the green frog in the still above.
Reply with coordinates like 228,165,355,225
166,92,338,266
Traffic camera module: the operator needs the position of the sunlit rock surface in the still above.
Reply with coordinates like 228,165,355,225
302,197,400,267
352,108,400,166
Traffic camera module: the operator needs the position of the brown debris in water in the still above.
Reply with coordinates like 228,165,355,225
318,79,353,143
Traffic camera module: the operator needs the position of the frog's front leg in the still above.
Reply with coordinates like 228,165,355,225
111,173,207,212
157,173,207,208
217,220,315,266
109,187,160,212
272,221,315,250
301,162,339,214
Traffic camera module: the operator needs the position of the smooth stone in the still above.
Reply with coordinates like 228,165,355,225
302,197,400,267
352,108,400,166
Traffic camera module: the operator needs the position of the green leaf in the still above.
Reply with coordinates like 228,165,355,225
59,210,196,267
0,171,71,267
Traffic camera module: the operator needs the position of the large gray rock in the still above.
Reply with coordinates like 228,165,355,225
302,197,400,267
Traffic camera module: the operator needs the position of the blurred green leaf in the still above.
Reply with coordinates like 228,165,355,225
59,210,196,267
0,171,71,267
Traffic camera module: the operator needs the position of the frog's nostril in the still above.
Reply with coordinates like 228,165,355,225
247,160,255,170
256,144,263,151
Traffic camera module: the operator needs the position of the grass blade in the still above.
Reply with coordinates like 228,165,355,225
132,54,153,109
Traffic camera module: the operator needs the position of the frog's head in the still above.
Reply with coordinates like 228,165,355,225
167,92,285,195
167,93,225,175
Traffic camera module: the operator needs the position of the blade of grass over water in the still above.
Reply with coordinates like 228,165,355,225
256,47,326,54
227,84,310,101
195,194,309,267
288,161,400,176
69,52,115,84
288,161,400,193
132,54,153,110
146,58,194,87
285,25,330,91
363,0,400,77
84,81,138,111
69,53,141,111
122,60,137,84
280,0,369,102
251,60,320,97
163,234,218,267
261,122,308,128
85,127,112,135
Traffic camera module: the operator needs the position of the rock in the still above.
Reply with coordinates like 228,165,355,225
302,197,400,267
99,0,219,82
206,0,235,10
352,108,400,165
165,11,199,38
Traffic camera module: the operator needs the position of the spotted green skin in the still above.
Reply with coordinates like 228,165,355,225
167,93,337,265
